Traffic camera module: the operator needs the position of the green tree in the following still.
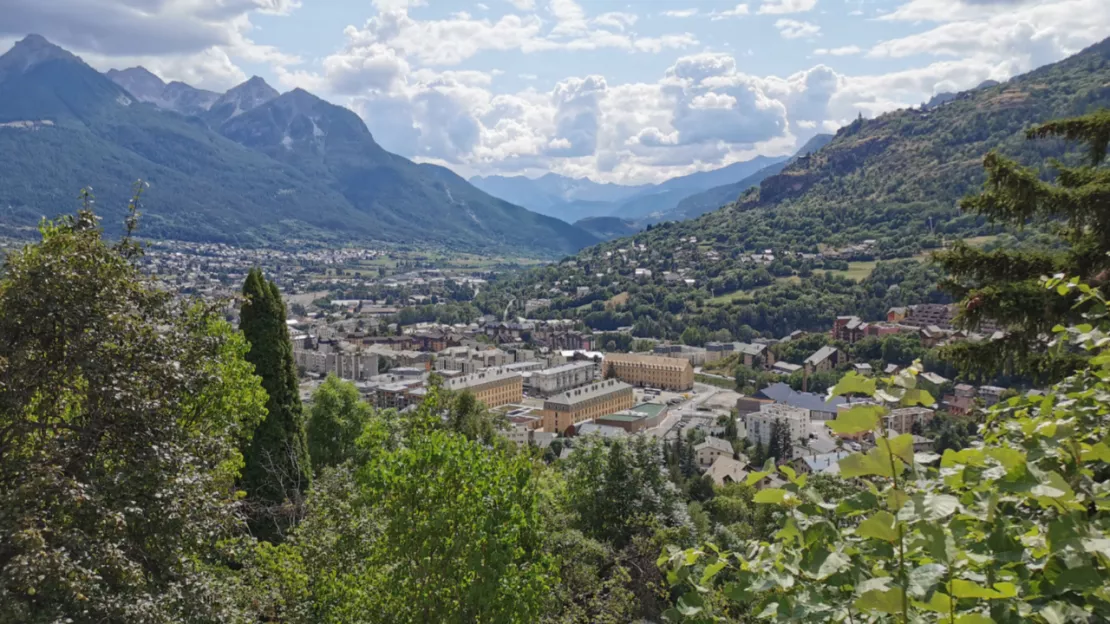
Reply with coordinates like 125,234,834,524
239,268,312,541
937,110,1110,381
566,435,686,548
0,204,267,622
444,389,503,444
314,387,552,622
307,375,374,471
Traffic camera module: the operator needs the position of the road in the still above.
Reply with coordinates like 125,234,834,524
649,382,721,439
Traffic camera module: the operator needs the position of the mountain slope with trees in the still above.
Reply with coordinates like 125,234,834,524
0,35,598,256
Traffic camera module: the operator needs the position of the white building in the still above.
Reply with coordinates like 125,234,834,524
526,360,599,396
745,403,809,458
695,436,735,466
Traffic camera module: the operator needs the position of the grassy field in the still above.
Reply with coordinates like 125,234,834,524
707,289,756,305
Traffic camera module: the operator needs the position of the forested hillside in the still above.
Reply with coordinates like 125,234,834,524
474,37,1110,341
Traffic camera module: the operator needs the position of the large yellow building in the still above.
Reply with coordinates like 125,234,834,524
603,353,694,391
541,379,635,434
442,367,523,408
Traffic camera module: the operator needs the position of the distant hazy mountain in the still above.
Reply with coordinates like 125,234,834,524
106,66,219,116
468,173,650,222
668,134,834,221
471,154,788,225
573,216,640,241
0,34,598,255
608,155,789,222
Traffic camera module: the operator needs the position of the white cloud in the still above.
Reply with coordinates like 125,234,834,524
757,0,818,14
506,0,535,9
775,19,821,39
710,4,750,20
0,0,302,89
593,12,638,31
814,45,862,56
661,8,699,17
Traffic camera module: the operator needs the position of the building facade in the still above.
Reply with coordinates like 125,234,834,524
745,403,809,458
527,360,598,396
540,379,635,434
441,368,523,409
603,353,694,391
294,347,380,381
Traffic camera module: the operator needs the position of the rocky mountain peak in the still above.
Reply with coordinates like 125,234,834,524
106,66,166,102
0,34,79,81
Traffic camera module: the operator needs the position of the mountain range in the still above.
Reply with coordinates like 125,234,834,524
0,35,598,255
469,154,790,226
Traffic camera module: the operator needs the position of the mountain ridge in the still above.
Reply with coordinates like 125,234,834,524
0,35,598,255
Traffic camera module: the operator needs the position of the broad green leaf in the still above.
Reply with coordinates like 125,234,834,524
908,563,948,597
955,614,995,624
828,404,886,435
840,447,904,478
815,551,850,580
701,559,726,584
855,587,904,615
858,511,900,542
745,470,771,486
902,387,936,407
754,488,794,505
776,517,802,545
921,493,959,521
914,592,951,613
831,373,877,398
948,579,1012,599
1081,442,1110,463
886,488,910,512
880,434,915,464
676,593,704,617
986,447,1026,471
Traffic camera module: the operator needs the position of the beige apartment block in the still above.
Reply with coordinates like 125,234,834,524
540,379,635,434
442,367,523,409
603,353,694,391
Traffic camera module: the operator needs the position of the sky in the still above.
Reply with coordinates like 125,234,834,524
2,0,1108,184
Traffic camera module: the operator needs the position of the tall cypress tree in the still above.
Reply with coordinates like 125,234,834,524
239,268,311,540
936,110,1110,382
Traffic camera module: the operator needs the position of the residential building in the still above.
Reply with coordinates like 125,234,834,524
884,407,935,434
527,360,599,396
833,316,867,344
603,353,694,391
706,455,749,487
540,379,635,434
752,382,845,420
294,346,380,381
441,367,523,409
791,451,852,476
978,385,1006,406
745,403,809,458
804,346,847,373
653,343,708,366
696,436,735,466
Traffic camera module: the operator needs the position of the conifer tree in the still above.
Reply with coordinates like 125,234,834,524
937,110,1110,381
239,268,311,540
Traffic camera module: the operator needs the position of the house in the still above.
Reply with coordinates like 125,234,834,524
884,407,935,434
705,455,749,487
804,346,846,373
853,363,873,376
754,382,846,420
832,316,867,344
978,385,1006,406
773,361,802,375
791,451,852,476
695,436,735,466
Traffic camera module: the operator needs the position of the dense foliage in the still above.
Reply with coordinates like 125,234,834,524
937,109,1110,381
0,205,267,622
661,289,1110,622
